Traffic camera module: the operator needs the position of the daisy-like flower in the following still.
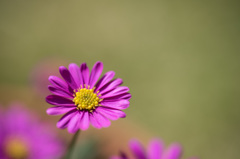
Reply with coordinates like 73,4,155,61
46,61,131,133
111,138,198,159
0,104,63,159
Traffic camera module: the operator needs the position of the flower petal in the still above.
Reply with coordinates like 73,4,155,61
103,93,132,101
80,63,89,86
129,139,147,159
100,100,130,109
89,113,102,129
48,86,73,98
89,61,103,88
57,110,77,129
95,71,115,91
46,95,75,106
162,143,182,159
49,76,69,90
97,107,126,120
67,111,82,133
147,139,164,159
100,86,129,98
92,111,111,128
79,111,90,130
59,66,78,90
69,63,82,87
99,78,123,95
46,106,76,115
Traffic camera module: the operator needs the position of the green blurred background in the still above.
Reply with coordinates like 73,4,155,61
0,0,240,158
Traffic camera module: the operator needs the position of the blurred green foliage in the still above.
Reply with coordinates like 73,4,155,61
0,0,240,158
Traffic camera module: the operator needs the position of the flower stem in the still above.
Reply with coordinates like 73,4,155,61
64,130,80,159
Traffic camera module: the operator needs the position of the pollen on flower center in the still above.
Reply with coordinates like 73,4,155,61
73,86,102,112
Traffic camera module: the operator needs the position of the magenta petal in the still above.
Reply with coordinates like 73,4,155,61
69,63,82,87
100,100,130,109
79,111,90,130
89,61,103,88
46,106,76,115
48,86,73,98
104,93,132,101
129,139,147,159
46,95,75,106
59,66,78,90
80,63,89,86
49,76,69,90
99,78,123,95
162,143,182,159
89,113,102,129
97,107,126,120
57,110,77,129
67,111,82,133
147,139,164,159
101,86,129,98
95,71,115,91
92,111,111,128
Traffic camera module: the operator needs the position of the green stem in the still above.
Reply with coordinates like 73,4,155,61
64,130,80,159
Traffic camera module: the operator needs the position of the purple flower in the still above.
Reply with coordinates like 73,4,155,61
111,138,198,159
0,104,64,159
46,61,131,133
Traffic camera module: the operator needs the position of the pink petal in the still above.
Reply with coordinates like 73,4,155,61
103,93,132,101
80,63,89,86
100,100,129,109
97,107,126,120
49,76,69,91
46,106,76,115
69,63,82,87
89,113,102,129
99,78,123,95
48,85,73,98
129,139,147,159
79,111,90,130
57,110,77,129
89,61,103,88
67,111,82,133
92,111,111,128
101,86,129,98
59,66,78,90
46,95,75,106
147,139,164,159
162,143,182,159
95,71,115,91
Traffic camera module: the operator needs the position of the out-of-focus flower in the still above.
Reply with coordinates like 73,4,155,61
111,138,198,159
46,61,131,133
0,104,64,159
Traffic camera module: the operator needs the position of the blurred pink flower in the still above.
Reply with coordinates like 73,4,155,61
111,138,198,159
0,104,64,159
46,61,131,133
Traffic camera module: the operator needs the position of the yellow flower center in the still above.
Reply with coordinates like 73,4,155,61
73,86,102,112
4,137,28,159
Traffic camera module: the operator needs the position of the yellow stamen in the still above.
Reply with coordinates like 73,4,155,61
73,85,102,112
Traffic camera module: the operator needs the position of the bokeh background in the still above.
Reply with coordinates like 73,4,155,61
1,0,240,158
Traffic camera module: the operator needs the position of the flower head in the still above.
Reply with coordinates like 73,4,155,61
0,104,63,159
111,138,198,159
46,61,131,133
